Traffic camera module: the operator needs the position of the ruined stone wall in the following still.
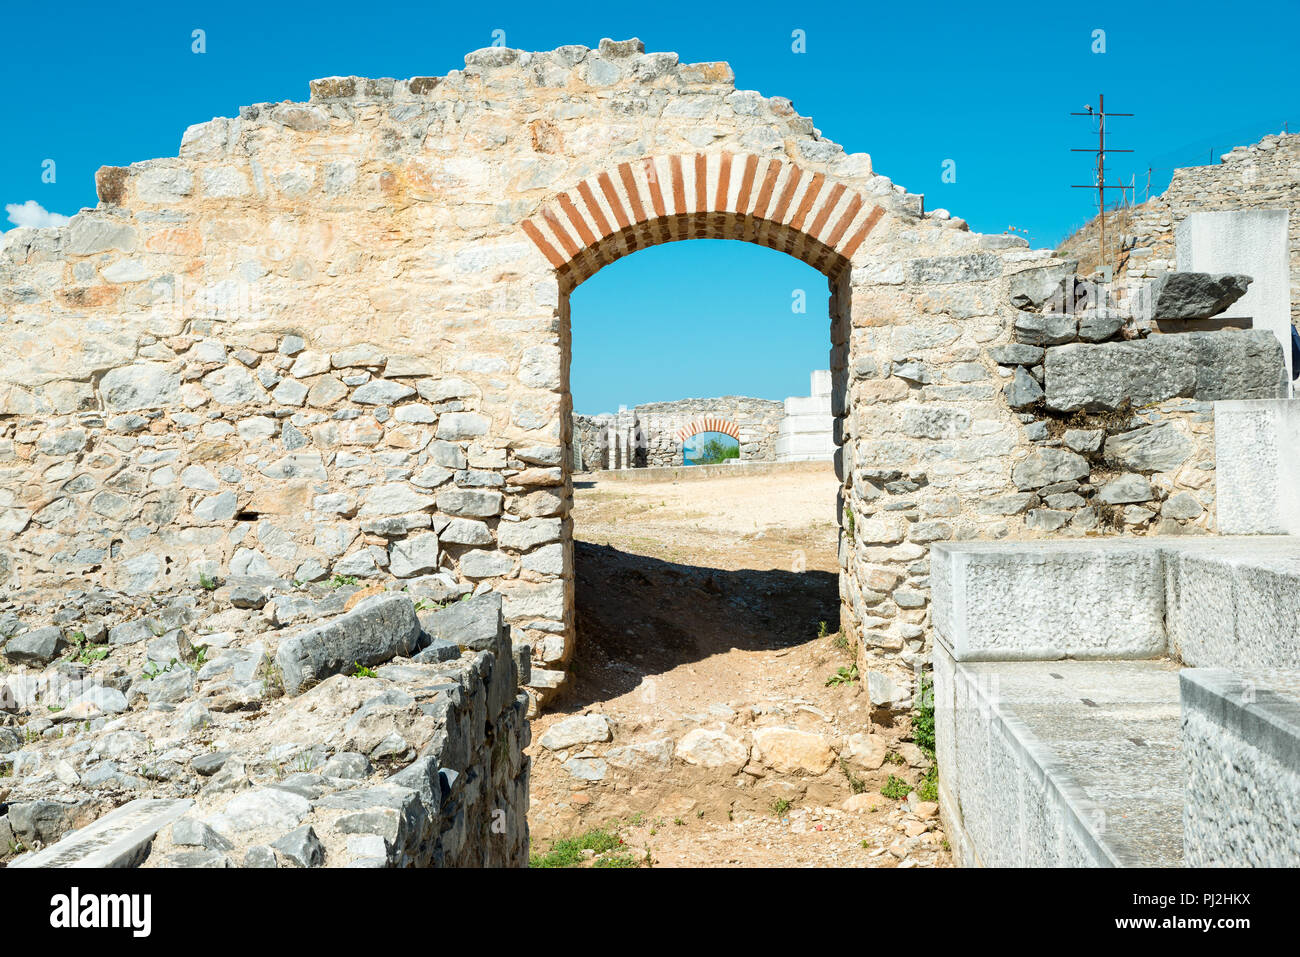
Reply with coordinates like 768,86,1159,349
4,36,1265,716
573,395,784,469
1,588,530,868
1116,132,1300,325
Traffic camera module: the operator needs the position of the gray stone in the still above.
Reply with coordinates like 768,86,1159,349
1103,423,1193,473
412,639,460,663
1163,492,1204,521
243,845,279,867
436,412,490,440
605,738,674,773
101,364,182,411
203,366,265,404
229,584,267,609
172,817,234,850
1151,272,1251,320
1044,330,1285,412
563,756,608,781
1008,261,1075,311
389,533,441,578
275,594,422,695
133,666,195,704
417,592,503,652
497,517,561,550
901,406,969,439
1003,367,1043,408
1097,474,1154,504
215,789,312,832
459,549,514,579
439,518,492,545
323,752,373,779
1014,311,1076,346
989,344,1044,366
867,671,908,709
1026,508,1072,531
1077,308,1124,342
1063,428,1104,453
68,217,138,255
907,253,1001,284
352,380,415,406
4,625,65,665
436,489,503,517
194,490,238,523
540,713,613,750
191,751,230,776
271,824,326,867
1011,449,1090,490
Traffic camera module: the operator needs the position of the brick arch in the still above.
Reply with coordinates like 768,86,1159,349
521,151,885,288
676,416,741,443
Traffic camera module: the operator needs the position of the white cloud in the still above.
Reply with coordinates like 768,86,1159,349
5,200,72,230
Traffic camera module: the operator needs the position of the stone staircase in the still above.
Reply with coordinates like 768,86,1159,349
933,398,1300,866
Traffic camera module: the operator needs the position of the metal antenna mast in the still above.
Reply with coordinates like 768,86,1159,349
1071,94,1133,271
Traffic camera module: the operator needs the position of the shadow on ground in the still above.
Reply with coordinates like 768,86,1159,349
565,540,840,710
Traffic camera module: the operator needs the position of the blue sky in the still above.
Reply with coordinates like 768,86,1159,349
3,0,1296,411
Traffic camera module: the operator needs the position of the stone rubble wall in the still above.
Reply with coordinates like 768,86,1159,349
1113,132,1300,326
0,586,529,868
573,395,784,468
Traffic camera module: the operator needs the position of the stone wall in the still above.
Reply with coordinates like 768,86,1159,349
0,37,1284,715
573,394,784,468
1111,131,1300,325
1,587,530,868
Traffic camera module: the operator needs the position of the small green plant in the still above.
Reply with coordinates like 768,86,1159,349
839,757,867,795
913,672,936,759
47,704,63,713
817,621,829,639
350,661,378,679
845,509,855,538
884,750,905,766
770,797,792,817
881,774,913,800
826,664,859,687
191,644,209,670
199,572,217,591
916,765,939,802
673,817,685,826
67,631,108,665
329,574,359,589
529,828,627,868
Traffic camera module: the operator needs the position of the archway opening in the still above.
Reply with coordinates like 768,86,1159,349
683,431,739,466
529,226,864,859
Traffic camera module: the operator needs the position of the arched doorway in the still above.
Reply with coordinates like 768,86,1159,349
521,151,884,685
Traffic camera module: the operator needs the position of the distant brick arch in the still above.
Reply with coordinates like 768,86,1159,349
675,416,741,443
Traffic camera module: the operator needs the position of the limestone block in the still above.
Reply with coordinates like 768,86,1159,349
930,541,1166,661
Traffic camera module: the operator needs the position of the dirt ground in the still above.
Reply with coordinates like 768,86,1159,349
526,465,951,868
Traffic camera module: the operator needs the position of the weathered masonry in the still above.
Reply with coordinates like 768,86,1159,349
0,39,1287,715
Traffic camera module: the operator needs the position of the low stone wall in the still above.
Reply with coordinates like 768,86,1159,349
1182,668,1300,867
0,584,529,867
